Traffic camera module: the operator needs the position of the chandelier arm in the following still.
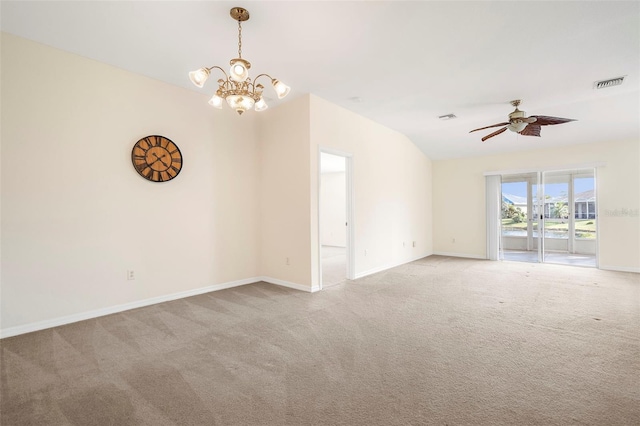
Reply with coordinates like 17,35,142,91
253,73,275,85
207,66,229,80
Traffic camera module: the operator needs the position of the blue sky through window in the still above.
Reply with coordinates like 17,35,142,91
574,178,595,194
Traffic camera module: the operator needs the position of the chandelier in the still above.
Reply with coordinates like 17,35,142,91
189,7,291,115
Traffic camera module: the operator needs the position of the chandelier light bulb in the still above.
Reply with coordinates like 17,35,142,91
240,96,255,110
208,94,224,109
189,68,210,88
255,97,268,112
229,59,250,82
272,79,291,99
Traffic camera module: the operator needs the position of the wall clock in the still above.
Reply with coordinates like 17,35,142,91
131,135,182,182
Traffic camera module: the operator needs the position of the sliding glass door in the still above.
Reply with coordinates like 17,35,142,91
500,169,597,267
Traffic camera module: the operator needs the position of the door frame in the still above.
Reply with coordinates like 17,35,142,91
318,147,355,289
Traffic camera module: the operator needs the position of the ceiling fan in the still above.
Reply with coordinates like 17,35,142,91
470,100,576,142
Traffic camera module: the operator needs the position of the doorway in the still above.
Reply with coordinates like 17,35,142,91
500,169,597,267
319,150,354,288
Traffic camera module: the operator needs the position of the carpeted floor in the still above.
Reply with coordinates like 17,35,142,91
1,256,639,425
321,245,347,287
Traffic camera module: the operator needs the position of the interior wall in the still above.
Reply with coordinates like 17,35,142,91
256,96,313,289
320,172,346,247
0,33,261,332
310,95,433,283
432,138,640,271
0,36,435,332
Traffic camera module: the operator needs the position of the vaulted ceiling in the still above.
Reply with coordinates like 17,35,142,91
2,1,638,160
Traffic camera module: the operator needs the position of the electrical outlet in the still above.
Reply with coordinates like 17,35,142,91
286,257,290,266
413,241,416,247
403,242,406,248
127,270,135,280
452,237,456,243
364,249,368,256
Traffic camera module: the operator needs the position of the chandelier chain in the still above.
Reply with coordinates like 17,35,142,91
238,20,242,58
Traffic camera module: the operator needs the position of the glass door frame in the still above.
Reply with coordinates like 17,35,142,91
536,171,544,263
500,172,538,260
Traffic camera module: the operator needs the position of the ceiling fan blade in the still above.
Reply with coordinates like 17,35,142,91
481,126,507,142
529,115,576,126
520,124,541,137
469,122,509,133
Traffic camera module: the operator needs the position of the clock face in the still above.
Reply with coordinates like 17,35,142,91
131,135,182,182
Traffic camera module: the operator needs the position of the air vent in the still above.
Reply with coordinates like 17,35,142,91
438,113,457,120
594,76,625,90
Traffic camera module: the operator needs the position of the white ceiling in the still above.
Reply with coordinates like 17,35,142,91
2,1,638,160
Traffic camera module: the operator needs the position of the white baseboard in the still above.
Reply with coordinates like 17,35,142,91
1,276,305,339
354,253,431,279
599,265,640,273
432,251,487,260
260,276,319,293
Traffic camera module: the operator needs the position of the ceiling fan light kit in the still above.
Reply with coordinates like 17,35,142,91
470,100,576,142
189,7,290,115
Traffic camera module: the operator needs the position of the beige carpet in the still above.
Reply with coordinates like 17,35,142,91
321,245,347,287
2,256,639,425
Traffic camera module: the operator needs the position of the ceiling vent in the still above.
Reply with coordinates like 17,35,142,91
594,76,625,90
438,113,457,120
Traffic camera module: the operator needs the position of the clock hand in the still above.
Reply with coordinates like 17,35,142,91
152,153,170,167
